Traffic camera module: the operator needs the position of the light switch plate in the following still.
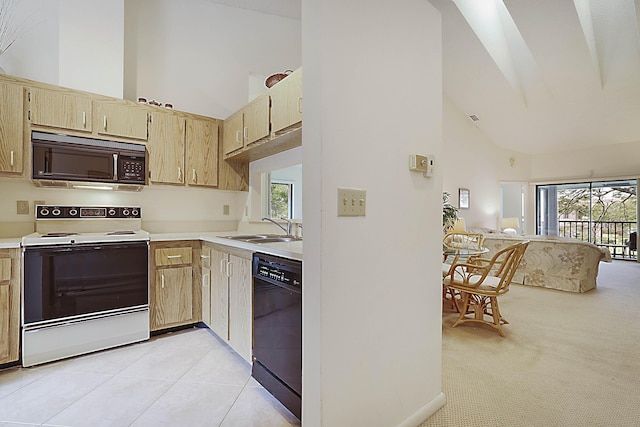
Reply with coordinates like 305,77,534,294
337,188,366,217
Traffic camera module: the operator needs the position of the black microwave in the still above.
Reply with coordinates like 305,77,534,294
31,131,146,186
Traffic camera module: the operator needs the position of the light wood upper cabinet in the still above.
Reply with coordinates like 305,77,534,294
0,249,20,365
186,118,219,187
270,68,302,135
244,93,270,145
222,93,270,157
148,110,186,185
222,110,244,156
93,100,148,141
0,82,24,174
29,87,92,133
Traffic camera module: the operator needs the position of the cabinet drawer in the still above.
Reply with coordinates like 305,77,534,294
155,247,192,266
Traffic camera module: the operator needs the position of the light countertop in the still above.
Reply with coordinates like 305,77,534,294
150,231,303,261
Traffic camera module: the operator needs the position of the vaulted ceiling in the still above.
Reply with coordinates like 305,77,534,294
431,0,640,155
208,0,640,155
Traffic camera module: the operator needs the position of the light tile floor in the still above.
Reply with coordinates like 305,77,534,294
0,327,301,427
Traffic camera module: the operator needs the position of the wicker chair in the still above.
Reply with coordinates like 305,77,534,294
443,240,529,336
442,232,486,310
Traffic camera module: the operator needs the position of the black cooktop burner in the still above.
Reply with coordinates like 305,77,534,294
106,230,136,235
42,232,79,237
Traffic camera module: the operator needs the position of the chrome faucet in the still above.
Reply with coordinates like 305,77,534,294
261,217,291,235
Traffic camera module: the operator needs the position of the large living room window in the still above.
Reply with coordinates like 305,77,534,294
536,180,638,260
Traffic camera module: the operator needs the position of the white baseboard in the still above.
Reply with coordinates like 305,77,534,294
396,392,447,427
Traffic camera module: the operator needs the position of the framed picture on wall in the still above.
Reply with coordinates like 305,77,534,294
459,188,470,209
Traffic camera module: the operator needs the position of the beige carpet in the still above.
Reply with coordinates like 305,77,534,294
422,260,640,427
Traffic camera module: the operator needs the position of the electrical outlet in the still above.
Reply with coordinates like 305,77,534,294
337,188,366,217
17,200,29,215
223,205,230,215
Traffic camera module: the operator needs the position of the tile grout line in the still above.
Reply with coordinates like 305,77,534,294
217,374,254,427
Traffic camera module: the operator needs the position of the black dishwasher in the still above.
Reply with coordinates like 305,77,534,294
252,253,302,420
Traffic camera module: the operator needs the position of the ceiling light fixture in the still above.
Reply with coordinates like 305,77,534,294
469,114,480,122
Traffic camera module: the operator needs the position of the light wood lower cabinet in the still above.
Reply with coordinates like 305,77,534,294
200,244,212,327
208,244,252,362
0,248,20,365
150,241,201,331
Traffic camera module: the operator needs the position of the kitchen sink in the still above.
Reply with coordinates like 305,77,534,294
220,234,301,243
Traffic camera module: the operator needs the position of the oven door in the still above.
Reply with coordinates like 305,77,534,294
23,241,149,325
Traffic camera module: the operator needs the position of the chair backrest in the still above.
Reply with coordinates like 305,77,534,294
486,240,529,292
443,232,485,251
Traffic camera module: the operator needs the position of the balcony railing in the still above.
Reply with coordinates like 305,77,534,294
557,220,637,260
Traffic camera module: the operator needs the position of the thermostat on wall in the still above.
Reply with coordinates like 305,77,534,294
409,154,434,177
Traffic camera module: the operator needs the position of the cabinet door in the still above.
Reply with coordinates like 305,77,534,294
30,87,92,132
200,245,212,327
222,110,244,155
201,266,211,327
210,249,229,340
0,82,23,173
270,68,302,134
0,249,20,364
154,267,193,327
186,118,219,187
228,254,252,362
148,111,186,184
244,93,270,145
94,100,148,141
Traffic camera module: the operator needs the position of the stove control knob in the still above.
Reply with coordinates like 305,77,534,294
131,209,139,216
123,209,130,216
39,207,49,217
69,209,78,216
52,208,61,216
108,209,117,216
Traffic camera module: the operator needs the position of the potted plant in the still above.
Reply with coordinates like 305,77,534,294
443,192,458,232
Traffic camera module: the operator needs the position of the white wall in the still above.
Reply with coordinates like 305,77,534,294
0,178,246,237
442,97,531,230
0,0,59,84
303,0,445,425
530,140,640,182
124,0,302,119
58,0,125,97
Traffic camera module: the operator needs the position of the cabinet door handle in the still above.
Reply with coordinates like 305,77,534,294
227,261,233,278
178,167,182,181
235,130,241,143
167,255,182,259
161,274,165,288
10,150,14,166
243,126,248,141
103,115,107,131
220,258,227,274
200,255,210,259
82,112,86,128
192,168,196,183
298,97,303,113
203,273,209,287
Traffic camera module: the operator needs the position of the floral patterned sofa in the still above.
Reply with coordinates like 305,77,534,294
480,234,612,293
